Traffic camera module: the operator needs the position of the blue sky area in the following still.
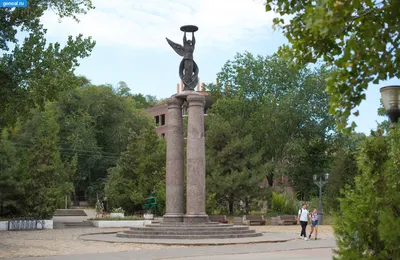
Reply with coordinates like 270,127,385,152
40,0,399,134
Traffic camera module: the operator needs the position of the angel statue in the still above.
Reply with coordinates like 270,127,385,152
166,25,199,91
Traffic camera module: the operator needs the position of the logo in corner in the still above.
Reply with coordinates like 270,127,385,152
1,0,28,8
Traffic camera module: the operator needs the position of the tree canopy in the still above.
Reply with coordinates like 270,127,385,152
0,105,76,218
0,0,95,128
56,83,153,204
205,53,337,213
104,129,166,215
0,81,160,217
265,0,400,132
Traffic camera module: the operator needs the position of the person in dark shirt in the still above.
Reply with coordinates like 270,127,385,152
102,197,108,216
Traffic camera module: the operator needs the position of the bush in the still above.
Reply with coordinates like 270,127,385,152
111,207,125,213
271,192,298,215
206,192,218,215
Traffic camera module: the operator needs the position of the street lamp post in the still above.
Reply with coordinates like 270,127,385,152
380,85,400,124
313,173,329,225
65,182,69,210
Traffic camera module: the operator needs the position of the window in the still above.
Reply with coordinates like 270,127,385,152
161,114,166,126
154,116,160,127
161,133,165,139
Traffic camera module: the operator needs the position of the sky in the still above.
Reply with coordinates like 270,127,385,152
39,0,399,134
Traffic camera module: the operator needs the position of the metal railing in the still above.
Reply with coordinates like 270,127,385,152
8,218,45,231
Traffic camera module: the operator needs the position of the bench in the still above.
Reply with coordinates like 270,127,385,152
209,215,229,224
278,215,297,225
243,215,266,226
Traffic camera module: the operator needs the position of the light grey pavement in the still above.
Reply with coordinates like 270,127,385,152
178,248,333,260
4,238,336,260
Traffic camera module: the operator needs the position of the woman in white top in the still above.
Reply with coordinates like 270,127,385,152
298,203,310,240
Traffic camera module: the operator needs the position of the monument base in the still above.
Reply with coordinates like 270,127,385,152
184,214,209,224
163,214,184,223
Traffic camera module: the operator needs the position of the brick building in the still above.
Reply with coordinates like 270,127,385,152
145,79,215,137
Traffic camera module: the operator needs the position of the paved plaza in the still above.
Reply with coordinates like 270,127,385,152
0,225,336,260
3,241,336,260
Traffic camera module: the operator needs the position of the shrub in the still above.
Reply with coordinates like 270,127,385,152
111,207,125,213
271,192,298,215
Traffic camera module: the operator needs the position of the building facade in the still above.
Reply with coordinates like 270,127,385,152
145,80,214,137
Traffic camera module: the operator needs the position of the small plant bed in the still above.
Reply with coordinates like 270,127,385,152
89,216,144,221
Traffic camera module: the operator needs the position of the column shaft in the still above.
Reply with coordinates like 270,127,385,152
163,97,185,223
184,94,208,224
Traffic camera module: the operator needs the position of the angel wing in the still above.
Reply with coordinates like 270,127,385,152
166,38,185,57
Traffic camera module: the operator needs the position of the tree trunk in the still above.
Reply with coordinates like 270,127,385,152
228,198,234,215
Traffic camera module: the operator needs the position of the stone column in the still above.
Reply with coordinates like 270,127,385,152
163,97,185,223
184,94,209,224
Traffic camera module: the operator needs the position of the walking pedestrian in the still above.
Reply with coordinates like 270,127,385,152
309,208,319,240
298,203,310,240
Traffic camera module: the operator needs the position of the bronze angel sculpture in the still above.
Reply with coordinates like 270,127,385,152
166,25,199,91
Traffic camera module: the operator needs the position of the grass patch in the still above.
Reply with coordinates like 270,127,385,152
89,216,144,221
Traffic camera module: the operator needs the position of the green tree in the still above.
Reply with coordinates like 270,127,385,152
0,128,22,217
104,128,166,214
290,138,331,200
334,127,400,259
57,84,152,204
0,0,95,128
14,105,76,218
323,133,364,214
206,98,265,214
265,0,400,132
207,53,336,202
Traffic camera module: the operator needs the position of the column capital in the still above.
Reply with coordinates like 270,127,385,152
167,97,184,108
187,94,205,107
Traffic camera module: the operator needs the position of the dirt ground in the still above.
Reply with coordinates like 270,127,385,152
0,225,334,259
0,228,184,259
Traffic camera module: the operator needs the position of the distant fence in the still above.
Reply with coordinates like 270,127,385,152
8,218,45,231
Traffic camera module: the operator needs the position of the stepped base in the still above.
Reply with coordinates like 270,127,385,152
53,209,87,216
117,233,262,239
163,214,184,223
184,214,209,224
64,221,94,228
116,222,262,240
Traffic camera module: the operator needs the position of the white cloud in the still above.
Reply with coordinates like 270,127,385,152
41,0,276,50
